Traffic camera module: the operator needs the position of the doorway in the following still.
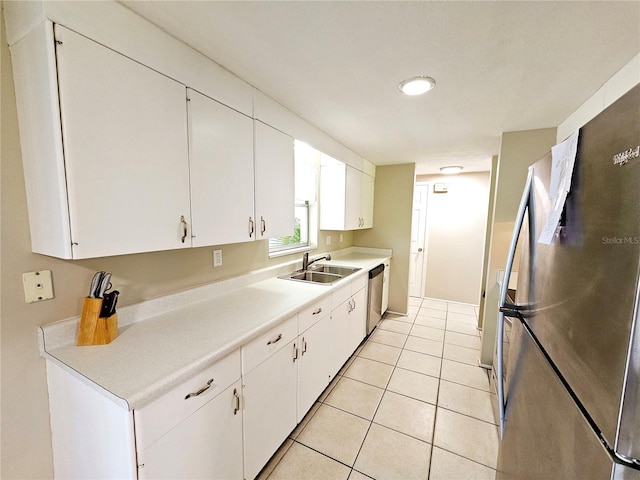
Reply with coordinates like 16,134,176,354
409,184,429,297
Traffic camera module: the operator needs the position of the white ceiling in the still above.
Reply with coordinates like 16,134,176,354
121,1,639,175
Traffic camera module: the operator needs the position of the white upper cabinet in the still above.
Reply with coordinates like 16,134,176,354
254,121,294,240
320,156,375,231
187,89,255,247
13,23,192,258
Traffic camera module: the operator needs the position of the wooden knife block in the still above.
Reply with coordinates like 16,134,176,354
77,297,118,346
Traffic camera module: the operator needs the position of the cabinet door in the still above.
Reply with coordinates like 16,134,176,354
254,121,295,239
137,381,243,480
329,299,351,379
345,166,363,230
298,315,330,422
188,89,255,246
347,288,367,354
243,341,298,480
360,173,375,228
319,162,346,230
54,25,191,258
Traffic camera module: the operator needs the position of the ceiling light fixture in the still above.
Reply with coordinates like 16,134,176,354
440,166,463,175
398,76,436,96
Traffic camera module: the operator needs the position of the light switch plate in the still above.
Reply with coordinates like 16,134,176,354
22,270,54,303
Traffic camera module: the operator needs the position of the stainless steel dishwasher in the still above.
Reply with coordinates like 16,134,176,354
367,264,385,335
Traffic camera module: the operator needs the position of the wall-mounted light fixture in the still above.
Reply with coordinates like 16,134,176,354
440,166,463,175
398,76,436,96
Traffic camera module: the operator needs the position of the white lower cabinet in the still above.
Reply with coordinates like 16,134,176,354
137,381,243,479
135,350,243,480
45,279,371,480
241,315,298,480
297,311,330,423
329,276,368,379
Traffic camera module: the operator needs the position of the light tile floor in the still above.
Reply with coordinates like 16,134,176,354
257,297,499,480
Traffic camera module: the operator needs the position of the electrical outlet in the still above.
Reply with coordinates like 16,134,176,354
340,234,344,243
22,270,54,303
326,235,332,246
213,249,223,267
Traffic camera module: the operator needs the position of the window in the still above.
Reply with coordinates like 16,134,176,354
269,141,319,256
268,201,310,253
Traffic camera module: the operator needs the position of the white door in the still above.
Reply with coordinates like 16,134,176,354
55,25,191,258
187,88,255,247
254,121,295,239
409,184,429,297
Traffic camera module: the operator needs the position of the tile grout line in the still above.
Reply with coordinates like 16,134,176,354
426,298,448,480
344,312,412,476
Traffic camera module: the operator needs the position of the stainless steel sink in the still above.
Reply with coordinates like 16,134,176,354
288,271,342,284
309,264,361,276
279,264,361,285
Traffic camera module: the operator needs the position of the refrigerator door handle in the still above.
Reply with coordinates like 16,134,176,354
497,166,533,438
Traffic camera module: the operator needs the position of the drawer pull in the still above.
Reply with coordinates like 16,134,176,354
267,333,283,345
312,308,323,315
184,378,214,400
233,388,240,415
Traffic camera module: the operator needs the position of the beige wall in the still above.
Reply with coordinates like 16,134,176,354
0,11,355,476
416,172,491,305
354,164,415,315
478,128,557,366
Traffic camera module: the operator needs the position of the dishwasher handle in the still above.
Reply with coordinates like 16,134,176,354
369,264,385,279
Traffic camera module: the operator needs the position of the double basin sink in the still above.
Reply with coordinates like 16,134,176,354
280,264,361,285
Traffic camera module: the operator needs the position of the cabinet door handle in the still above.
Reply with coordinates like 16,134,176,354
348,299,356,313
302,337,308,355
293,343,299,362
184,378,214,400
249,217,255,238
261,216,266,235
312,308,323,316
267,333,283,345
180,215,188,243
233,388,240,415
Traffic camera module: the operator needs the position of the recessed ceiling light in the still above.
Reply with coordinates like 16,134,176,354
440,166,463,175
398,76,436,96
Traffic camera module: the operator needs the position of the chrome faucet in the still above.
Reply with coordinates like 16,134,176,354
302,252,331,271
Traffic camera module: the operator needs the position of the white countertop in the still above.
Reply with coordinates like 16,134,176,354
40,248,390,410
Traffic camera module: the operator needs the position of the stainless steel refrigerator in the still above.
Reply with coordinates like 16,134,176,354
495,83,640,479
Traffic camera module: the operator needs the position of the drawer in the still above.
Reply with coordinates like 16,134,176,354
298,294,331,334
332,283,352,309
134,349,241,452
242,314,297,375
351,272,368,293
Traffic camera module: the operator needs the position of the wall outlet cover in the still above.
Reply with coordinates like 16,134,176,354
213,249,223,267
22,270,54,303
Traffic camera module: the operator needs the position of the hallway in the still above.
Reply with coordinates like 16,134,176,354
257,297,499,480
